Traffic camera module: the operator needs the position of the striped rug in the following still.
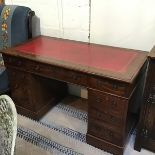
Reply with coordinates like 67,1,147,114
15,97,151,155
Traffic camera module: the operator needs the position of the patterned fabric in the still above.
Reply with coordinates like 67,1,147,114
0,5,32,93
0,5,17,65
16,106,105,155
0,95,17,155
0,5,4,65
0,5,18,48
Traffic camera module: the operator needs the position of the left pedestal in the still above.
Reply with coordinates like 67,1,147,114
6,67,68,120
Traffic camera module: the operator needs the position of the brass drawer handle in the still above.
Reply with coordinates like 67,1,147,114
96,80,118,89
71,74,81,81
71,75,78,80
35,65,40,70
14,84,19,89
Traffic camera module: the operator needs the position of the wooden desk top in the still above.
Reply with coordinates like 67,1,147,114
1,36,147,83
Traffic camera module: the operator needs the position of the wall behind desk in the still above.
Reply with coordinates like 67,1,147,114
5,0,155,98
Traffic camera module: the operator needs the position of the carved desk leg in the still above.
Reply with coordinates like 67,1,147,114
7,67,68,120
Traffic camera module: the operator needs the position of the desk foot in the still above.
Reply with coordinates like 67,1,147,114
8,68,68,120
86,134,124,155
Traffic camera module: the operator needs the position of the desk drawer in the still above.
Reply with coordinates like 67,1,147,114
88,89,128,118
89,76,130,97
26,60,88,86
88,107,123,129
62,69,88,86
4,55,88,87
88,118,123,145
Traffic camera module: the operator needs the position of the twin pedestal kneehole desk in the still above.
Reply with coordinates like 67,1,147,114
1,36,147,155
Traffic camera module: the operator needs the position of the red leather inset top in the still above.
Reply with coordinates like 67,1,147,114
16,37,138,73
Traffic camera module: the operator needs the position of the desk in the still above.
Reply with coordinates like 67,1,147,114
1,36,147,155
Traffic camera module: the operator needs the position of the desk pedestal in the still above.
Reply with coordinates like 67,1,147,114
7,68,68,120
86,89,138,155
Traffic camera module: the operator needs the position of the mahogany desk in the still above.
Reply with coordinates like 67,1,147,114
1,36,147,155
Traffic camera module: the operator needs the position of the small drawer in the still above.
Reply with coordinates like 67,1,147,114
89,76,129,97
88,118,123,145
63,70,88,86
24,60,61,78
88,89,128,118
23,58,88,87
4,55,24,68
88,107,123,128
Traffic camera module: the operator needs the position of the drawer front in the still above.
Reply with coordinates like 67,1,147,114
4,55,88,87
89,76,130,97
62,69,88,86
88,107,123,129
88,118,123,145
4,55,24,68
88,89,128,118
27,60,88,86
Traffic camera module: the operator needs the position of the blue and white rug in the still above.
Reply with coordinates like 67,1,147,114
15,98,153,155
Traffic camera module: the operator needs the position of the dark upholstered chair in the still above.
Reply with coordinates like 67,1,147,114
0,5,35,94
